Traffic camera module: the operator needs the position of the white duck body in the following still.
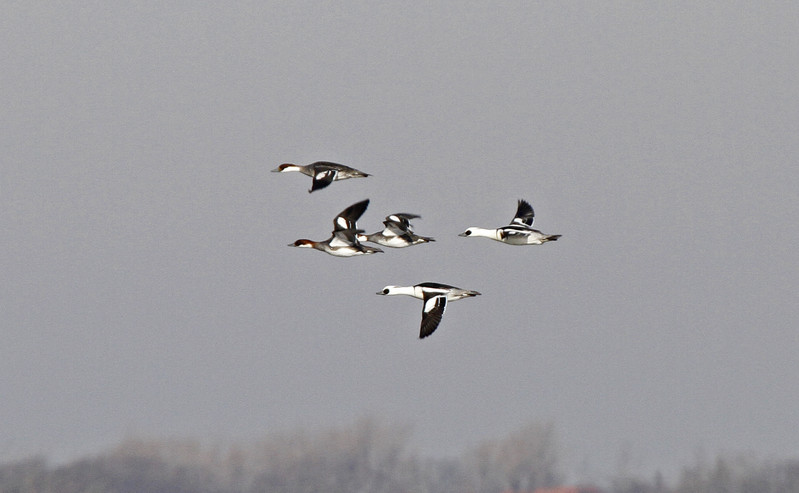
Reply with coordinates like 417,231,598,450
376,282,481,338
459,199,561,245
460,225,558,245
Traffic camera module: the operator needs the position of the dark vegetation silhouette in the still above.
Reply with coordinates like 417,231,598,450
1,419,798,493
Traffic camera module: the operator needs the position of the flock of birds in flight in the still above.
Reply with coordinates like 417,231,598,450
273,161,561,339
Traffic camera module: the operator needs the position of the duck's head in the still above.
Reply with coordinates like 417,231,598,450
289,239,315,248
272,163,301,173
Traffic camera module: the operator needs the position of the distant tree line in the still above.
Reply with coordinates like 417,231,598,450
0,418,797,493
612,454,799,493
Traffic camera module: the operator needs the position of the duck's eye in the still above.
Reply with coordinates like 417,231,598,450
463,230,471,236
383,289,389,294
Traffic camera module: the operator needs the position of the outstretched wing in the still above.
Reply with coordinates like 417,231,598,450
420,294,447,339
510,199,535,227
386,213,420,229
333,199,370,232
310,169,337,192
381,212,422,239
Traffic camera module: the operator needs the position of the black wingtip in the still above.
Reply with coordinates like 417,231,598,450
419,325,437,339
517,199,533,212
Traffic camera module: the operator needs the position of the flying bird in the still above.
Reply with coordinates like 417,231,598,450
376,282,481,338
272,161,369,193
459,199,561,245
357,213,435,248
289,199,383,257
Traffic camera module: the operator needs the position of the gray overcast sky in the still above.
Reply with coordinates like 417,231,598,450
2,0,798,481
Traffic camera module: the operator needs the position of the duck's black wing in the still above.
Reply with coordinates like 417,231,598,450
420,294,447,339
333,199,370,232
510,199,535,227
385,213,420,230
310,168,338,193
